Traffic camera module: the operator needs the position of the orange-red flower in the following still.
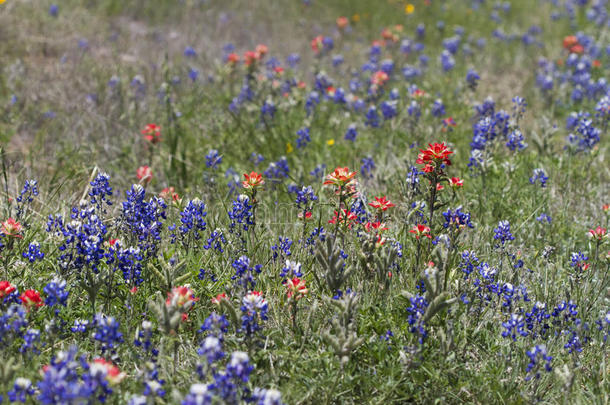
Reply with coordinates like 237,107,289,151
90,359,126,385
211,293,228,305
226,53,240,65
371,71,389,86
160,187,181,203
136,166,153,185
20,289,44,310
336,16,349,29
323,167,356,187
409,224,431,239
242,172,264,189
416,142,453,168
286,277,308,300
141,124,161,144
328,209,358,229
1,218,22,238
449,177,464,187
364,221,388,233
563,35,578,50
0,281,16,298
587,226,607,241
369,196,395,211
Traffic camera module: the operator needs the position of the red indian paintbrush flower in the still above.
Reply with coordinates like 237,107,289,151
369,196,395,211
141,124,161,144
587,226,607,241
409,224,432,240
90,359,126,385
323,167,356,187
20,289,43,310
211,293,228,306
286,277,308,300
242,172,264,189
449,177,463,187
0,281,16,298
1,218,22,238
136,166,153,185
416,142,453,167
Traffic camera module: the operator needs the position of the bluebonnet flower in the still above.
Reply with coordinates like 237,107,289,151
134,320,158,357
114,246,144,285
494,220,515,246
188,68,199,82
20,328,42,354
71,319,90,333
43,278,69,311
440,50,455,72
296,127,311,149
228,195,254,233
380,100,398,120
199,312,230,340
0,304,28,347
46,204,108,273
506,129,527,151
304,227,326,253
250,153,265,166
8,378,35,402
406,295,428,344
88,173,113,214
525,345,552,380
264,157,290,183
569,251,589,272
252,388,284,405
204,228,228,253
443,36,460,54
564,330,586,354
502,314,528,341
49,4,59,17
295,186,317,209
22,242,44,263
406,166,421,190
407,100,421,121
529,168,548,187
344,124,358,142
460,250,479,279
271,236,292,261
119,185,167,257
365,106,380,128
286,53,300,68
198,335,225,364
280,260,302,281
360,157,375,179
331,54,344,67
536,213,552,224
205,149,222,169
260,100,276,122
431,99,446,117
184,46,197,58
15,179,39,219
94,314,124,354
173,199,207,248
309,164,326,180
182,384,212,405
37,346,91,403
442,207,474,230
232,256,262,291
305,91,320,115
566,113,601,151
525,302,551,339
240,292,268,336
466,69,480,90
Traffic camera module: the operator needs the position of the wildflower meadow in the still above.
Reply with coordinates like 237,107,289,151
0,0,608,403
